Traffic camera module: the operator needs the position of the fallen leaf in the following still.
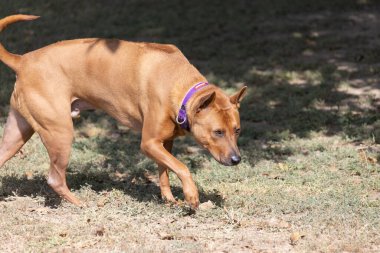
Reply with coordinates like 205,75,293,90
143,171,159,185
182,235,197,241
358,150,368,163
290,231,305,245
368,156,377,164
59,231,68,237
328,163,338,172
199,200,215,210
25,171,34,180
114,171,128,181
259,217,291,229
357,148,376,165
269,217,291,228
186,146,201,154
97,197,107,208
80,125,104,138
278,163,289,171
158,232,174,240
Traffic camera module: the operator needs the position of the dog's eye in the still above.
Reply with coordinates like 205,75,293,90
213,129,225,137
235,128,241,135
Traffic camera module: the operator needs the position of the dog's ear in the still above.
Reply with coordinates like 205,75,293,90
195,91,216,113
230,86,247,108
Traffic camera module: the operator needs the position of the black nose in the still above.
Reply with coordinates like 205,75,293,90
231,155,241,165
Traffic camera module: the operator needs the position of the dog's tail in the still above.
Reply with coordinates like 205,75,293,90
0,14,39,71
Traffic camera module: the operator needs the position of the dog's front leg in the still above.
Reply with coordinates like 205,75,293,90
158,140,176,203
141,138,199,209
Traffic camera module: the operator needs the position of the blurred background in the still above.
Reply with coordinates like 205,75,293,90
0,0,379,146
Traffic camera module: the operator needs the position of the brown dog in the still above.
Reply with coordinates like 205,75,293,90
0,15,247,208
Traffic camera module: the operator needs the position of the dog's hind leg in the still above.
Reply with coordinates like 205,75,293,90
0,107,34,167
19,88,82,206
37,117,82,206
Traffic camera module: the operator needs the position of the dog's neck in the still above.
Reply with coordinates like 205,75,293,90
170,78,210,129
171,76,207,112
172,81,219,131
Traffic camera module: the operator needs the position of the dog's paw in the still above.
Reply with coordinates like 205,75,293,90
184,195,199,210
161,192,177,204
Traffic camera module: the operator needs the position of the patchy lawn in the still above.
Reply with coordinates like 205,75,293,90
0,0,379,252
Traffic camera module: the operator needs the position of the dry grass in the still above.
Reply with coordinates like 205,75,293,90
1,0,380,252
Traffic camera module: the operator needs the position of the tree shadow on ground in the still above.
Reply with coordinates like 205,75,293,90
0,160,225,208
0,0,379,200
0,0,378,142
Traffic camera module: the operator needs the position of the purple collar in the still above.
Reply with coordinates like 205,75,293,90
176,81,209,131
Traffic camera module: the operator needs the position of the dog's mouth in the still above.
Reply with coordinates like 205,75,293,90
220,161,235,166
219,158,238,167
200,143,240,166
209,151,239,167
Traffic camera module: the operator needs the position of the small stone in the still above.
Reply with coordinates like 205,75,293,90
95,226,105,236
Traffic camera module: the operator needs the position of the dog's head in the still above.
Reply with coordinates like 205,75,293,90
189,85,247,166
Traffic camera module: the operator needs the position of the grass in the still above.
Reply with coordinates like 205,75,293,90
0,0,380,252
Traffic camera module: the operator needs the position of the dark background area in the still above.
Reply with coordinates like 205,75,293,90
0,0,379,148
